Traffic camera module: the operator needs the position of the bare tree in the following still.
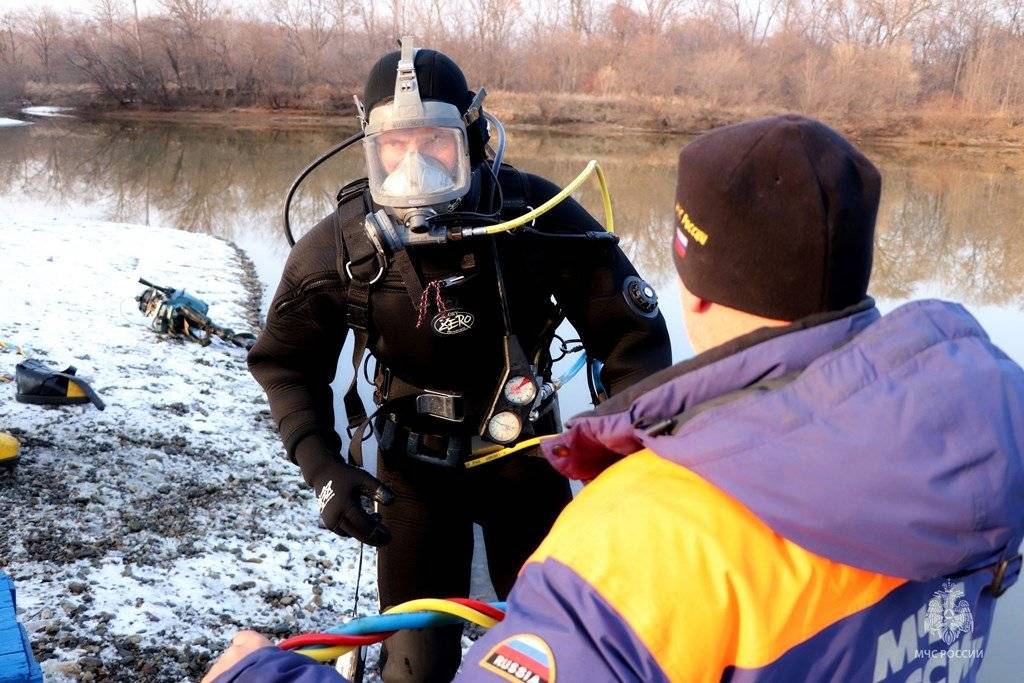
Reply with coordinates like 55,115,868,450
606,0,641,42
642,0,683,33
568,0,596,36
354,0,379,36
91,0,127,31
0,13,23,70
713,0,787,44
159,0,220,40
826,0,937,46
463,0,521,86
26,8,64,84
0,12,27,102
157,0,223,91
268,0,340,82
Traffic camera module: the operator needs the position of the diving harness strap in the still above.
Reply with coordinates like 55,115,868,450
333,169,534,467
336,181,431,466
335,183,385,466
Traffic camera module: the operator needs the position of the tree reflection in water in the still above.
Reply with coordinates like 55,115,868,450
1,118,1022,309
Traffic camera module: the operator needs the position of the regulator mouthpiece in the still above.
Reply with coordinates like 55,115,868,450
379,147,461,200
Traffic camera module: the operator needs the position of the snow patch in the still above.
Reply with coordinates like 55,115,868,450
0,117,31,127
0,216,377,681
20,106,74,118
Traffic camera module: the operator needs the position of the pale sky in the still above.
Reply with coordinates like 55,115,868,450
2,0,164,14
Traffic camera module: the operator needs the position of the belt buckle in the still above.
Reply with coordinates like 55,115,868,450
407,432,466,468
415,391,463,422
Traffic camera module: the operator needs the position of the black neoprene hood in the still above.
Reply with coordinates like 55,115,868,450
363,48,488,165
363,49,473,114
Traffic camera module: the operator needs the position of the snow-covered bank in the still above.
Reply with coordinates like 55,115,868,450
21,107,74,118
0,217,374,681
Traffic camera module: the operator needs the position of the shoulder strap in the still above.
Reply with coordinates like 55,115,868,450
334,186,379,452
336,177,370,207
336,183,379,321
333,184,426,465
496,163,529,220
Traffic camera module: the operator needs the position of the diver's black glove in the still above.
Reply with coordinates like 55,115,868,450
294,434,395,547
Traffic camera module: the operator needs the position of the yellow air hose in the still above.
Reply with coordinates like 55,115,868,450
462,160,614,236
464,435,557,469
384,599,500,628
298,646,349,663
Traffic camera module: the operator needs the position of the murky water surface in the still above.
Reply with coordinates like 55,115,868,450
1,115,1021,679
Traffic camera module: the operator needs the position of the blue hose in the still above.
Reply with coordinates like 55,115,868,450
324,601,508,636
557,353,587,388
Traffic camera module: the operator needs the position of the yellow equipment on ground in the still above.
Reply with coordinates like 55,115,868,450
0,432,20,469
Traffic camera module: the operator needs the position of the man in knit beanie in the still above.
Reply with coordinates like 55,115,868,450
454,114,1023,683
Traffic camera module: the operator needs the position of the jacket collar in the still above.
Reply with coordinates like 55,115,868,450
542,299,880,481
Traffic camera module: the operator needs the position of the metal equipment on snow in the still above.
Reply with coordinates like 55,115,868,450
136,279,256,350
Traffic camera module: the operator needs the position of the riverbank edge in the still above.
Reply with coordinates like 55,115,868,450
230,241,266,331
0,216,380,681
64,94,1024,150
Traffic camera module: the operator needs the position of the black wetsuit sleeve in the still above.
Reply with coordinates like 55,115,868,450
525,173,672,396
247,215,348,459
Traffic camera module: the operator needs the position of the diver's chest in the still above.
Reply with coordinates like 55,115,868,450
367,242,546,338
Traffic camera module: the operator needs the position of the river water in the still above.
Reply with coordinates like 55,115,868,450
1,114,1021,679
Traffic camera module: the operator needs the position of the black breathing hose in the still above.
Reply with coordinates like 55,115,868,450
283,130,365,247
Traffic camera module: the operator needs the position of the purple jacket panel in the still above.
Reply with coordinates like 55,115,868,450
454,558,669,683
213,647,345,683
545,300,1024,582
723,571,997,682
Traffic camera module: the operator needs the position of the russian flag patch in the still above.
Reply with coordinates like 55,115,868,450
674,227,689,257
479,632,555,683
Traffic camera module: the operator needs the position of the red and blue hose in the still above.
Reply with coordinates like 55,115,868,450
279,598,507,662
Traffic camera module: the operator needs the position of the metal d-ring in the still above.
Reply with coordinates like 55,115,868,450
345,253,386,285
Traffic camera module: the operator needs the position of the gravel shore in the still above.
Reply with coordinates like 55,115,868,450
0,217,376,681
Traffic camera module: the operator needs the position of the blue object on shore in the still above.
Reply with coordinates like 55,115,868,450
0,574,43,683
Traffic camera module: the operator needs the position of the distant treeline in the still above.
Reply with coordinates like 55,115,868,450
3,0,1024,134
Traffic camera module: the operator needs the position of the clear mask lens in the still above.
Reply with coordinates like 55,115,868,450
365,126,470,207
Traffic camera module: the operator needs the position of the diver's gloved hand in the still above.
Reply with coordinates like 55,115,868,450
294,434,395,547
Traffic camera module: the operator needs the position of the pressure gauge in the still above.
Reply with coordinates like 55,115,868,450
503,376,537,405
487,411,522,443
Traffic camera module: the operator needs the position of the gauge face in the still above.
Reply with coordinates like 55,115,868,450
503,376,537,405
487,411,522,443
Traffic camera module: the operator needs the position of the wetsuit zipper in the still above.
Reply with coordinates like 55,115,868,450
275,275,343,314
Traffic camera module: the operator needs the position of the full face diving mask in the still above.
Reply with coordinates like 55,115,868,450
359,39,475,221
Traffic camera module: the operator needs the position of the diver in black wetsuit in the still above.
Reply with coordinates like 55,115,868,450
247,41,672,682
